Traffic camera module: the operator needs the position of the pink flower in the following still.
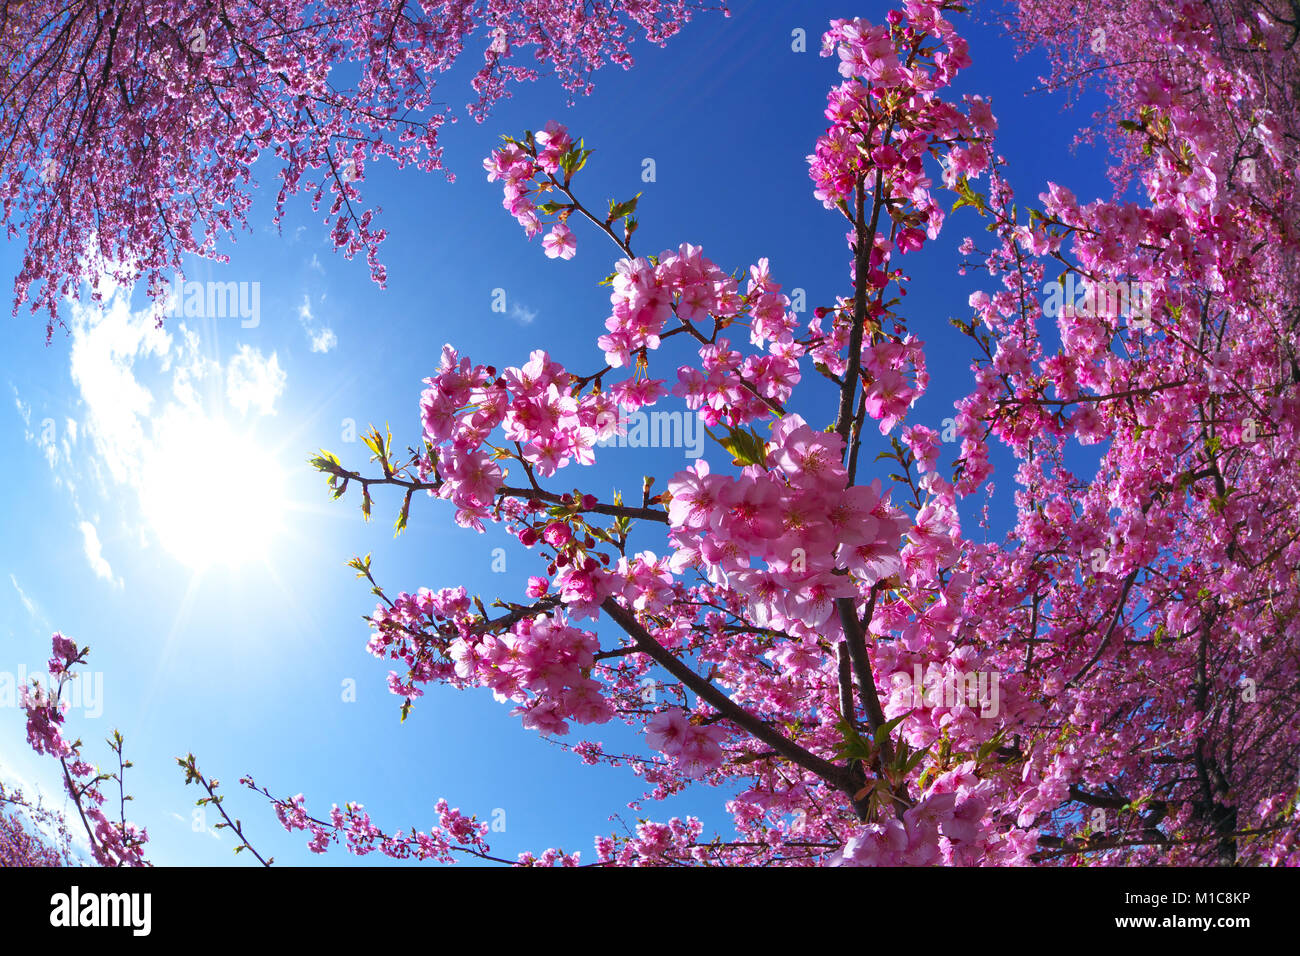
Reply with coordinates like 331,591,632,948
646,708,691,756
542,521,572,548
542,222,577,259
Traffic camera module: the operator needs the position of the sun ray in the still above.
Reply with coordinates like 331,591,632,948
141,411,287,568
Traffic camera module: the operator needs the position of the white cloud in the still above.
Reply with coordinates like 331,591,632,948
46,289,292,578
308,328,338,353
226,345,287,416
510,302,538,325
297,293,337,353
79,521,117,586
69,295,172,486
169,325,221,410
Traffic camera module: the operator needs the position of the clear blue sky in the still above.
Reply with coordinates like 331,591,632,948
0,1,1113,865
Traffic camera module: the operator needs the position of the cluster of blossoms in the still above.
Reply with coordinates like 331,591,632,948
645,708,728,778
485,137,808,428
595,816,707,865
261,778,589,864
21,635,149,867
0,780,76,866
666,416,909,631
366,584,473,697
418,344,613,529
366,583,620,735
483,120,579,256
450,614,614,735
939,0,1300,864
806,8,990,235
831,771,996,866
2,0,701,335
268,786,496,863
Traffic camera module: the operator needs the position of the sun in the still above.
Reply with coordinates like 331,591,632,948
140,411,287,569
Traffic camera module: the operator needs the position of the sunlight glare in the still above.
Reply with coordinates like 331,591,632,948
141,411,287,569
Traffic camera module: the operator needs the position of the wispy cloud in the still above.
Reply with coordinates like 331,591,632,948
78,521,118,586
227,345,287,416
308,327,338,353
297,293,337,353
13,383,81,501
9,573,37,618
509,302,538,325
12,388,31,431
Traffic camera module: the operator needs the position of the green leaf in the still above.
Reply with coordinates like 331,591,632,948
874,710,911,748
901,743,933,774
608,193,640,222
560,142,592,178
311,449,341,472
705,424,768,466
832,718,874,762
395,490,413,536
951,174,987,216
361,429,382,458
976,728,1006,763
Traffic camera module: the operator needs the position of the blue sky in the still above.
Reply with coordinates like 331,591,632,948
0,1,1115,865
